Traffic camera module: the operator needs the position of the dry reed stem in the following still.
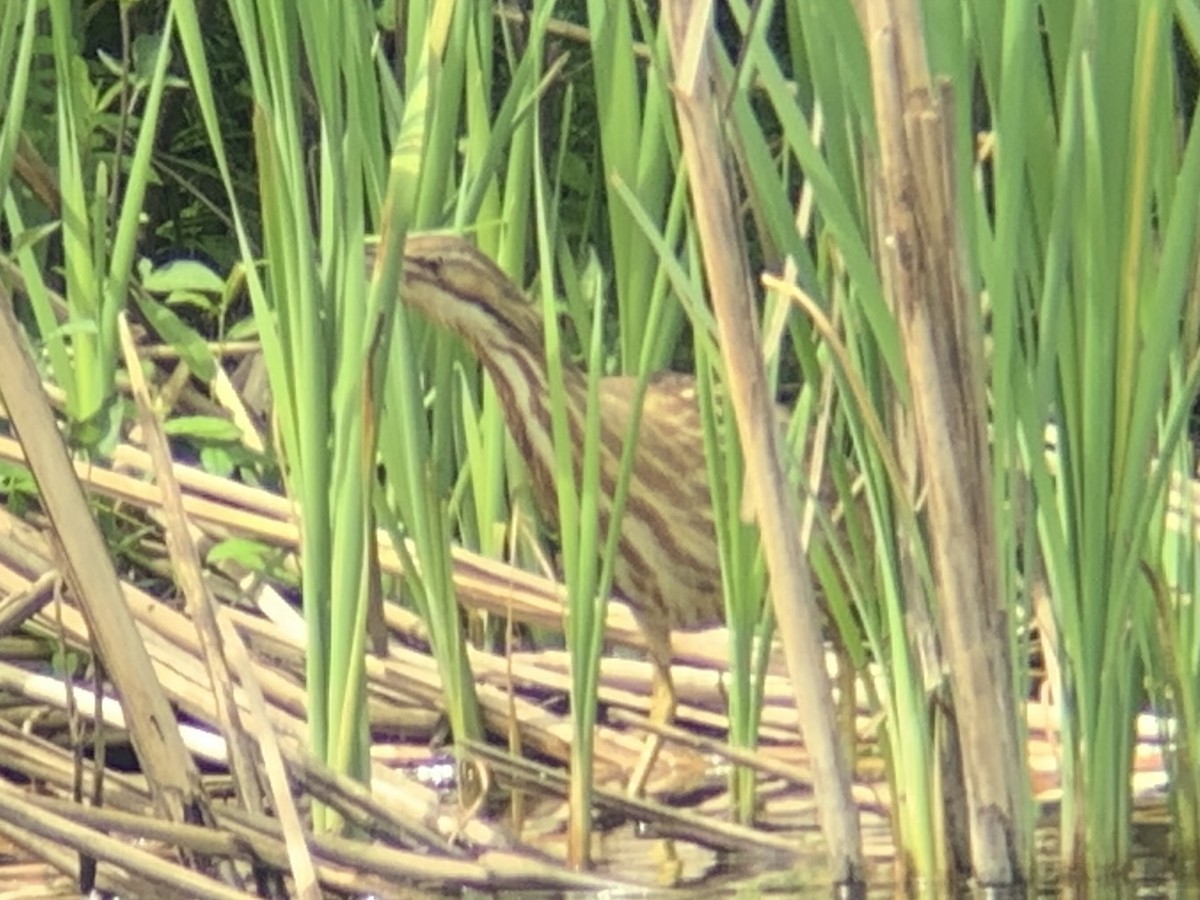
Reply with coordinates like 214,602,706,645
0,499,813,886
0,359,1192,887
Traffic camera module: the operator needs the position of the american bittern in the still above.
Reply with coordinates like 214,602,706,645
390,234,738,795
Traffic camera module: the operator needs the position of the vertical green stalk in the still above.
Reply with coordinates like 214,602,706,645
1153,431,1200,862
38,0,176,449
696,351,768,823
0,0,36,211
535,128,674,869
181,0,411,828
734,0,945,877
586,1,681,371
532,119,603,862
1016,0,1200,874
373,41,484,754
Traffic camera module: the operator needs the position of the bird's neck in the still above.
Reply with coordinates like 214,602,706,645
475,338,588,517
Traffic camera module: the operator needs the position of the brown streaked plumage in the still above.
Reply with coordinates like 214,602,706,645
388,233,727,794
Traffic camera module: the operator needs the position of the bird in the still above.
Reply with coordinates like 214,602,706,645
385,233,758,796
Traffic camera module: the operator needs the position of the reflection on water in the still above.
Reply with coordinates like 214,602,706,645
534,807,1200,898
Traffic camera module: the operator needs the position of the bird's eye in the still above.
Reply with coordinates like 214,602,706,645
413,256,443,278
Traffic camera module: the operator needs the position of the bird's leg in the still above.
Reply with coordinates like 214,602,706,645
627,640,676,798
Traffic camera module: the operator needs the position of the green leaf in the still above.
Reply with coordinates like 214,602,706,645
207,537,273,570
139,257,226,295
162,415,243,442
129,290,217,381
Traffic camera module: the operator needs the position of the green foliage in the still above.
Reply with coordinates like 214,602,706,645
206,537,280,574
0,460,38,518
